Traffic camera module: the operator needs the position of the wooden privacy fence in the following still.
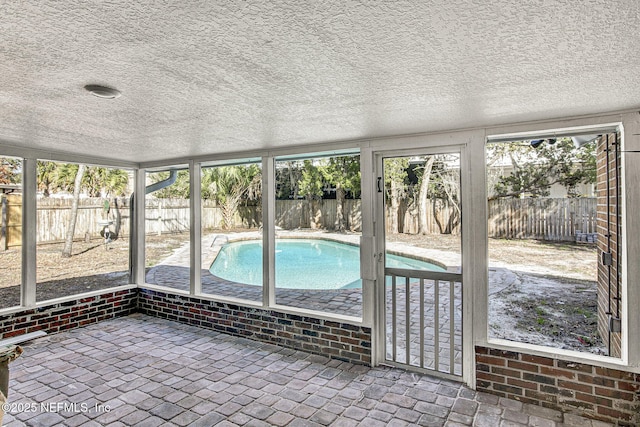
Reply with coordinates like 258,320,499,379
35,197,132,245
147,199,261,235
488,198,596,241
1,194,22,249
2,197,262,247
2,196,596,248
389,198,460,235
276,199,361,231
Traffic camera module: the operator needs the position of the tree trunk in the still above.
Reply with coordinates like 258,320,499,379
335,186,346,231
62,164,86,258
288,162,299,200
417,156,434,235
433,199,444,234
389,182,401,234
221,197,240,229
113,198,122,238
309,198,321,229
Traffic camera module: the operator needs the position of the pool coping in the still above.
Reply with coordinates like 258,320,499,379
204,230,461,290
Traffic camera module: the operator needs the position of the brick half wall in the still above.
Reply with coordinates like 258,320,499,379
476,346,640,426
0,288,137,340
138,288,372,365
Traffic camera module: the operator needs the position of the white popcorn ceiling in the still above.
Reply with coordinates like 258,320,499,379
0,1,639,163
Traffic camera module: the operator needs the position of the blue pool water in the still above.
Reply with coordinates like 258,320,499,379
209,239,445,290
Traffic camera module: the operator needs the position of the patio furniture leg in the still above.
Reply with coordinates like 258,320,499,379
0,345,23,398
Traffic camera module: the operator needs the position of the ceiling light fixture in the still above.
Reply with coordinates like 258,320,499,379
84,84,121,99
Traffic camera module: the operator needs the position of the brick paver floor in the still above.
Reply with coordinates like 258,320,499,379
2,315,612,427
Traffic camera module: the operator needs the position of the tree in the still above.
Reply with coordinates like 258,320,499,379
384,158,409,234
488,138,596,200
275,161,303,200
204,165,261,229
83,167,130,197
62,164,86,258
148,170,190,199
430,155,461,234
298,160,325,229
322,156,360,232
416,156,434,235
38,162,130,255
37,161,58,197
0,157,21,185
36,162,130,198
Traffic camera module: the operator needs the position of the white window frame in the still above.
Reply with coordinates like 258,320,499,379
482,114,639,373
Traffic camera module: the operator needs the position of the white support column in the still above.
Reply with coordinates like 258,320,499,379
21,157,36,307
461,130,488,388
134,168,146,285
262,156,275,307
359,145,377,341
190,161,202,295
621,112,640,367
372,152,387,366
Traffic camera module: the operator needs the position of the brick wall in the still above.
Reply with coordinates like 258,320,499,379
0,289,137,340
476,346,640,426
6,287,638,424
138,288,372,365
596,132,622,357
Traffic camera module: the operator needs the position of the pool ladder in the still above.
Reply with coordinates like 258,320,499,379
211,234,229,247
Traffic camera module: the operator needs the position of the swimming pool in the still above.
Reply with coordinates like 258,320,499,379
209,238,445,290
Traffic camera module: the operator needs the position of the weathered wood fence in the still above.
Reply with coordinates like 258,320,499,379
0,194,21,249
35,197,133,245
276,199,361,231
488,198,596,241
2,197,261,247
390,199,460,235
2,196,596,248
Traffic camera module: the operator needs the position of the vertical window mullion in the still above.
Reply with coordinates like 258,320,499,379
135,168,147,285
21,157,37,307
262,156,275,307
190,161,202,295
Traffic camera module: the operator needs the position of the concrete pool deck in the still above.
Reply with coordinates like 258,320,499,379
145,230,468,317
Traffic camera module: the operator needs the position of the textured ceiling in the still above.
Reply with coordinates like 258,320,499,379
1,1,639,164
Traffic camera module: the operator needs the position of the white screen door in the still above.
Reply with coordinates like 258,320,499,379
376,150,463,379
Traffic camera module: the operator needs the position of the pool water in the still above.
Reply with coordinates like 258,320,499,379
209,239,445,290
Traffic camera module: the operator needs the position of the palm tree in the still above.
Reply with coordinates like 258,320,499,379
149,170,190,199
203,165,261,229
56,165,130,197
37,161,58,197
101,169,130,196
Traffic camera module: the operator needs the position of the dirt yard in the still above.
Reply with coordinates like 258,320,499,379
0,230,601,354
388,233,602,354
0,233,190,307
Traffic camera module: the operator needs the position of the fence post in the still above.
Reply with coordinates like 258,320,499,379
1,194,5,251
157,201,162,236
